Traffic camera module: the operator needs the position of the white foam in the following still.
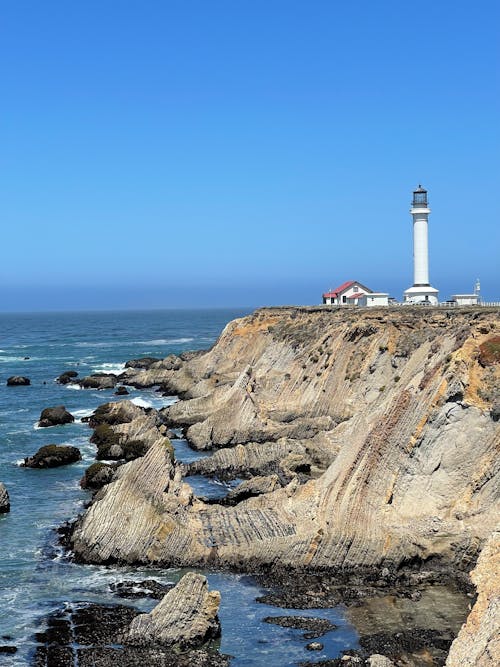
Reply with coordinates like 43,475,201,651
91,362,126,374
130,397,153,408
66,383,82,390
136,337,194,345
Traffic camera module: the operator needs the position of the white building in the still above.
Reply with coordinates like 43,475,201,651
322,280,372,305
403,185,439,305
358,293,389,307
451,294,479,306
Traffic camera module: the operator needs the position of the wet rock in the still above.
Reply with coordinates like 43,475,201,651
125,357,162,369
57,370,79,384
79,373,117,390
0,646,17,654
91,424,148,461
114,385,129,396
125,572,221,649
306,641,323,651
109,579,175,600
6,375,30,386
80,462,119,490
263,615,336,639
0,482,10,513
23,445,82,468
38,405,75,428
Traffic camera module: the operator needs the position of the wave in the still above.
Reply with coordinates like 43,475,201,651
66,384,82,390
130,397,153,408
136,337,194,345
91,362,126,374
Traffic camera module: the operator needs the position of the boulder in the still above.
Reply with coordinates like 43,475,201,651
80,462,119,490
0,483,10,513
367,656,395,667
38,405,75,428
56,370,79,384
125,572,221,649
226,475,282,503
125,357,162,370
23,445,82,468
6,376,30,386
114,385,129,396
79,373,117,390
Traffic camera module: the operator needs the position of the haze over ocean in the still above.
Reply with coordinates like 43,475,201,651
1,1,499,310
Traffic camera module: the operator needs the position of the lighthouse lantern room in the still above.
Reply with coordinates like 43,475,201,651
403,185,439,304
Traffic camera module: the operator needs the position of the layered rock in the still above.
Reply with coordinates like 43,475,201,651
72,307,499,574
446,531,499,666
125,572,221,648
0,482,10,513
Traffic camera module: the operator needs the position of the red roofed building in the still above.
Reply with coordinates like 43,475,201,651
322,280,373,305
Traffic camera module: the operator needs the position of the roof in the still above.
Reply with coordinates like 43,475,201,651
322,280,373,299
347,292,365,299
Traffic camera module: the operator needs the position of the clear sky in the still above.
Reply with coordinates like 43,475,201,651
1,0,499,310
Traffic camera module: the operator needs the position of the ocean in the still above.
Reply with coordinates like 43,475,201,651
0,309,357,666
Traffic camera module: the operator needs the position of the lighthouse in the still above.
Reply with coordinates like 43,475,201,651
403,185,439,304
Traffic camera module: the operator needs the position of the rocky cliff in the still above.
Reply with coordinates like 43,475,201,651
72,307,499,575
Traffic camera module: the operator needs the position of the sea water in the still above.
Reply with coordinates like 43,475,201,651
0,309,358,666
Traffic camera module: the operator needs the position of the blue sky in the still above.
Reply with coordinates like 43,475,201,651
1,0,499,310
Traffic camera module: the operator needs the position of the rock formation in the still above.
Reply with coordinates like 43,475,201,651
79,373,117,389
23,445,82,468
56,370,79,384
446,531,499,666
72,307,499,574
0,482,10,513
38,405,75,428
125,572,221,649
6,376,30,386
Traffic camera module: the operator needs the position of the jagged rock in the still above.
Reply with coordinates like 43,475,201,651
79,373,117,390
446,531,500,667
23,445,81,468
0,482,10,513
80,462,119,490
56,370,79,384
226,475,282,503
6,376,30,386
125,573,221,649
125,357,162,369
114,385,129,396
85,400,148,428
38,405,74,428
305,641,323,651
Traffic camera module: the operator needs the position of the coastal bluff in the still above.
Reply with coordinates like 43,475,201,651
70,306,499,660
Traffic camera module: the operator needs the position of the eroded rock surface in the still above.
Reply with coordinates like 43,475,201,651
125,572,221,649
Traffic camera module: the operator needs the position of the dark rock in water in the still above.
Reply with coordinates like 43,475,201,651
57,370,79,384
79,373,117,390
0,483,10,513
80,462,119,490
114,385,129,395
306,642,323,651
91,424,148,461
359,627,454,658
125,357,162,369
23,356,30,360
0,646,17,654
23,445,82,469
263,615,336,639
38,405,75,428
86,401,144,428
33,601,230,667
109,579,175,600
6,376,30,386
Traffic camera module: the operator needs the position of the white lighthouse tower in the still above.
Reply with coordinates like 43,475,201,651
403,185,439,304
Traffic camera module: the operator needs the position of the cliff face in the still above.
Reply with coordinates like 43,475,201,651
72,307,499,573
